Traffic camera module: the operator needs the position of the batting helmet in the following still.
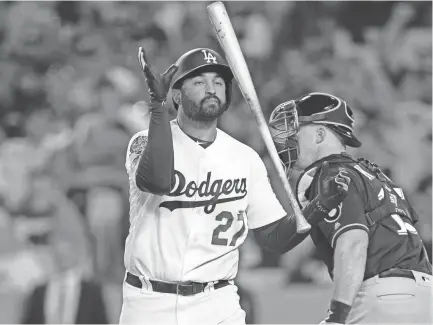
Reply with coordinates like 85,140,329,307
171,48,234,110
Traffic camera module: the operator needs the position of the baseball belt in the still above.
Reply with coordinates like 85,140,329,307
378,268,416,280
363,268,416,286
125,272,230,296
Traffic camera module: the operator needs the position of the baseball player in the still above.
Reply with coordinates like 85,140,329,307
269,92,432,324
120,47,351,325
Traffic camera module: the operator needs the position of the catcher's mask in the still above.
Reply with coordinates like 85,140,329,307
269,92,362,172
171,48,233,110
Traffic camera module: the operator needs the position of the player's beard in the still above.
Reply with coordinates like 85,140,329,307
182,95,227,122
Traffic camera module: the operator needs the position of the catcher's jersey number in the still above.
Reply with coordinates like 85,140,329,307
391,214,418,236
212,211,246,246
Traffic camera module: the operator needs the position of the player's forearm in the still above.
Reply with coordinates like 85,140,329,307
253,214,308,254
332,230,368,307
136,102,175,194
253,197,329,254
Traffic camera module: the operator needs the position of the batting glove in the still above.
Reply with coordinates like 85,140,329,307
138,47,178,104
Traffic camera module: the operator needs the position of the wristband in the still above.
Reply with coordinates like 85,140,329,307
149,101,167,113
149,100,166,108
325,300,351,324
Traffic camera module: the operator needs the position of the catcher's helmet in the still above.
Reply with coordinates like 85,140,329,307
269,92,362,170
171,48,234,110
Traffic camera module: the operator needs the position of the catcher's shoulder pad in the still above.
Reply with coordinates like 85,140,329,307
315,153,368,194
354,156,395,184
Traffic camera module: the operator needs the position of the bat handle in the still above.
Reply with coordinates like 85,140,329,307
277,161,311,234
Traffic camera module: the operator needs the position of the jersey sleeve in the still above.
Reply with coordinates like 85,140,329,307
125,130,148,177
246,150,287,229
317,172,369,248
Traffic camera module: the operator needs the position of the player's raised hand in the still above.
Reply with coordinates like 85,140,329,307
138,46,178,104
316,161,351,212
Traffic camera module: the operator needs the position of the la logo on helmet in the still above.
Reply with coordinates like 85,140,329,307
202,50,217,64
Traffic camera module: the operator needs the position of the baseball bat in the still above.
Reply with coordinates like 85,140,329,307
207,1,311,233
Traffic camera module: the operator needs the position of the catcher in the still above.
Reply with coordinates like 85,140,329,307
269,92,432,324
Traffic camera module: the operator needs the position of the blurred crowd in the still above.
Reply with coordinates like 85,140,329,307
0,1,431,323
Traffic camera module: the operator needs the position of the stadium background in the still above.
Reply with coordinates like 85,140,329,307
0,1,431,323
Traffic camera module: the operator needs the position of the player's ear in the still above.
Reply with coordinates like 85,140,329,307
172,89,181,105
316,126,326,144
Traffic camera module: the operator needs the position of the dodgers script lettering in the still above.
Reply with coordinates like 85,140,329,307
159,170,247,214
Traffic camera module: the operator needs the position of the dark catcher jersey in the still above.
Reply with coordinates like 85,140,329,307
296,153,432,280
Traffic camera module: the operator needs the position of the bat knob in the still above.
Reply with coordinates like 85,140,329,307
297,221,312,234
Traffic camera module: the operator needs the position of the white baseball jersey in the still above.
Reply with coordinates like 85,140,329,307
124,120,286,283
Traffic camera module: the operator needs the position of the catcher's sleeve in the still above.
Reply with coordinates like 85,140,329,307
135,102,175,194
317,182,368,248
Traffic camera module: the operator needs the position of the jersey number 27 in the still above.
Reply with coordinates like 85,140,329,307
212,211,246,246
